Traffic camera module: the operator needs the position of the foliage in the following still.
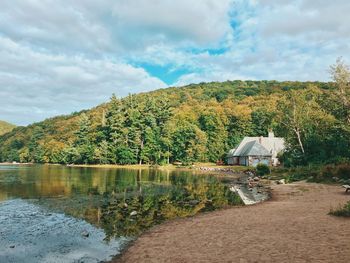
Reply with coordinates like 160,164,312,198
272,163,350,184
0,120,16,136
256,163,270,176
1,70,350,166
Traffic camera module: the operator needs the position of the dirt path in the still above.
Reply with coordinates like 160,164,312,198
115,182,350,263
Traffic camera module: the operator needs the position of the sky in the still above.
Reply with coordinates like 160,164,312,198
1,0,350,126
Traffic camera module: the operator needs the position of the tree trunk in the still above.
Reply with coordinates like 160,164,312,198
139,139,144,165
295,128,305,154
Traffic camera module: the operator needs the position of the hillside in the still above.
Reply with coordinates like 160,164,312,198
0,120,16,136
0,80,349,165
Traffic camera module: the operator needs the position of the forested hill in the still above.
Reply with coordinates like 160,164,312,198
1,79,349,166
0,120,16,136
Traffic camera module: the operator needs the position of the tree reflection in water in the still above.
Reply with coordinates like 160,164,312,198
0,165,242,240
99,174,242,239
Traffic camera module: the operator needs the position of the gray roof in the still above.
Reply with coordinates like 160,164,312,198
235,140,272,157
228,136,285,158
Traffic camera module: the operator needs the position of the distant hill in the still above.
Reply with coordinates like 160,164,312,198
0,120,16,135
0,80,343,165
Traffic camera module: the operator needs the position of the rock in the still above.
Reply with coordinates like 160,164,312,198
253,177,260,181
9,245,15,248
332,177,339,182
81,231,89,238
229,186,237,193
123,203,128,208
130,211,138,216
277,179,286,185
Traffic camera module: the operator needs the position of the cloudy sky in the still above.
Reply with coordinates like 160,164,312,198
1,0,349,125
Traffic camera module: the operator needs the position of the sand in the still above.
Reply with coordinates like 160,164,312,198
115,182,350,263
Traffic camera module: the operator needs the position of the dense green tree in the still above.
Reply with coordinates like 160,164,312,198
73,113,94,164
251,109,275,136
330,57,350,124
1,75,350,166
276,87,337,165
199,110,227,162
171,121,207,164
28,126,45,163
93,140,110,164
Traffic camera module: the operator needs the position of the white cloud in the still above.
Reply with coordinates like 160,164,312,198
0,0,234,55
1,0,350,125
111,0,234,47
166,0,350,85
0,36,166,125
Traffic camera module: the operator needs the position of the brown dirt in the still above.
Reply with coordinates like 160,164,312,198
114,182,350,263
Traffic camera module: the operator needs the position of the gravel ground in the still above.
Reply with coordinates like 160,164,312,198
115,182,350,263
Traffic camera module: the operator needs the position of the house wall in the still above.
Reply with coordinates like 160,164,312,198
227,157,234,165
248,156,271,167
227,157,239,165
228,156,272,167
239,157,248,166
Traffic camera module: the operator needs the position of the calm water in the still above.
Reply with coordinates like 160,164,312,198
0,164,241,262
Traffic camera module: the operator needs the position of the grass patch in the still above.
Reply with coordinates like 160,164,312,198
329,201,350,217
270,163,350,184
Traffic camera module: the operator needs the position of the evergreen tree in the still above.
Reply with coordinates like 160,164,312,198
74,113,94,164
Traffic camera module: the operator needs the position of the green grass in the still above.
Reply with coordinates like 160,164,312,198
270,164,350,184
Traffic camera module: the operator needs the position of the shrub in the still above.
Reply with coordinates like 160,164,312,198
329,201,350,217
256,163,270,176
335,164,350,180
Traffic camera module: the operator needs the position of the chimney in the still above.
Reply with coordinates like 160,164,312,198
268,129,274,138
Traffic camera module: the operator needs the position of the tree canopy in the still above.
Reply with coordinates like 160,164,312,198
1,67,349,166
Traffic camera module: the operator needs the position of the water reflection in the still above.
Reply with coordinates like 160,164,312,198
0,165,242,239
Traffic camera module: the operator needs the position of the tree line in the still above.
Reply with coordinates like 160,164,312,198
1,59,349,166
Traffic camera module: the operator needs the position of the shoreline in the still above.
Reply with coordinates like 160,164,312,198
113,182,350,263
0,162,250,175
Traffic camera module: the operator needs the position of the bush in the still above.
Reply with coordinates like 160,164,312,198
329,201,350,217
256,163,270,176
336,164,350,180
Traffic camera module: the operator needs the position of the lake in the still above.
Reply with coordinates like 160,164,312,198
0,164,241,263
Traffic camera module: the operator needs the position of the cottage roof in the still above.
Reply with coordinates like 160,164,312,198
228,135,285,157
238,141,272,157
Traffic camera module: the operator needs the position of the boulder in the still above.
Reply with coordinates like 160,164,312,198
277,179,286,185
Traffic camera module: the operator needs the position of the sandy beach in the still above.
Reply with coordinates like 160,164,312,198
115,182,350,263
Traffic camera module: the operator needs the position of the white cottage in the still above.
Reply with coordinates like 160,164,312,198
227,131,285,167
